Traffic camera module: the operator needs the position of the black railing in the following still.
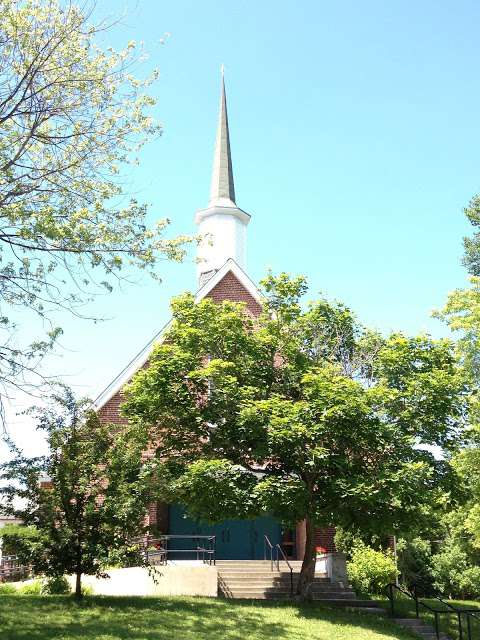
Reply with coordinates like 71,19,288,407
139,535,216,566
387,582,480,640
0,555,28,582
264,535,294,597
264,534,275,571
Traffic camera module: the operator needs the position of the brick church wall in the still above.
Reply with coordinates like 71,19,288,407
315,527,336,553
96,268,335,556
96,269,262,530
97,391,128,426
206,270,262,315
97,271,261,427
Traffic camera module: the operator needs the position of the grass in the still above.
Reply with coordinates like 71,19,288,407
375,593,480,640
0,595,420,640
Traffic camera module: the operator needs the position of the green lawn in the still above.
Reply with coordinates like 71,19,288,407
375,593,480,640
0,595,419,640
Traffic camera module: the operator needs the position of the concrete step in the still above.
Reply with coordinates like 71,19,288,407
218,571,338,589
218,583,350,592
221,592,293,600
353,606,388,615
220,587,355,596
221,595,294,600
393,619,452,640
216,567,316,573
217,574,332,582
215,560,303,564
216,561,357,602
221,586,355,597
313,598,380,607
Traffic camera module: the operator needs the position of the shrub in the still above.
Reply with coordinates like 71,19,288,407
0,524,44,563
42,576,71,595
347,542,398,595
458,566,480,598
0,583,17,594
17,579,42,595
431,544,480,598
397,537,435,593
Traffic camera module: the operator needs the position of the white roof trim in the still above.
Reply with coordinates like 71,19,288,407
94,259,262,410
93,318,172,410
194,258,262,305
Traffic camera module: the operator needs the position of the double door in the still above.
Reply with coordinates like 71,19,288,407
168,504,281,560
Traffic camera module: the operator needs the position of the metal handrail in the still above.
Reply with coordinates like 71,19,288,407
387,582,480,640
275,542,294,597
137,534,216,566
264,535,294,597
0,555,28,580
264,534,274,571
196,546,216,565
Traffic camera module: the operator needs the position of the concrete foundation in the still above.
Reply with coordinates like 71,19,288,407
68,562,218,597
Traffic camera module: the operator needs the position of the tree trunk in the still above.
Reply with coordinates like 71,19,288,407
75,569,82,599
296,515,316,599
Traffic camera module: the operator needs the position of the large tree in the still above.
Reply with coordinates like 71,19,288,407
0,1,189,407
462,195,480,277
427,191,480,588
123,273,467,597
0,386,155,597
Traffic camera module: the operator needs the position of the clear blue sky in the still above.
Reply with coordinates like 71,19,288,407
3,0,480,451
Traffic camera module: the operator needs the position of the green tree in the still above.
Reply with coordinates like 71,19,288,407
0,386,154,597
0,523,43,561
123,273,466,597
0,0,190,405
462,195,480,276
434,277,480,550
346,541,398,596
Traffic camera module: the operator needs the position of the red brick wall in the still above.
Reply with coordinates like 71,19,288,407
97,390,128,426
97,270,261,527
97,270,261,427
295,522,336,559
206,271,262,316
315,527,336,553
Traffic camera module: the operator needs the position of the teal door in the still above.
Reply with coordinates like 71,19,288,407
168,505,281,560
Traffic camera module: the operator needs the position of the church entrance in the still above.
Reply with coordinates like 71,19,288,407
168,504,282,560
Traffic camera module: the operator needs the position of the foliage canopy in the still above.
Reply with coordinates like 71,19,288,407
123,272,467,595
0,386,155,597
0,0,190,406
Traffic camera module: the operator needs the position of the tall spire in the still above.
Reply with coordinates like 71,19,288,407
209,65,236,207
195,68,250,285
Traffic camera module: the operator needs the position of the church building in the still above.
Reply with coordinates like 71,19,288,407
95,72,335,561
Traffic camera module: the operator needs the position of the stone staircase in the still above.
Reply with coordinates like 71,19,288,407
393,618,452,640
216,560,379,608
216,562,454,638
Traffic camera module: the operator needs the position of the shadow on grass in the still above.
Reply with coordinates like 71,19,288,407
0,595,419,640
375,594,480,640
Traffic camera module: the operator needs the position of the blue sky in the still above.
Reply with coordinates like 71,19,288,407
3,0,480,452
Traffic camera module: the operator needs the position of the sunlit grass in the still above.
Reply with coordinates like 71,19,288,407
376,594,480,640
0,595,420,640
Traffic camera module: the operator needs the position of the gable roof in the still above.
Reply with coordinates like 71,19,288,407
94,259,262,410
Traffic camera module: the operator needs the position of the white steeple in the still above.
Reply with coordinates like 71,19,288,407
195,68,251,285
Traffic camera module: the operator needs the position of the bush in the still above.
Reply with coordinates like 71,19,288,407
397,537,435,593
0,524,43,563
42,576,71,595
0,583,17,594
17,579,42,595
347,542,398,595
458,566,480,598
431,544,480,598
